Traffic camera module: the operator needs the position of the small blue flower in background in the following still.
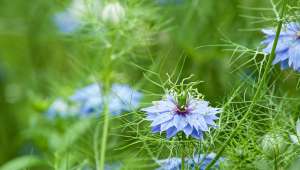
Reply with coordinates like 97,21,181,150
156,153,222,170
70,83,142,117
46,98,69,118
156,157,181,170
262,22,300,71
141,92,220,139
109,84,143,115
70,83,103,116
54,11,81,33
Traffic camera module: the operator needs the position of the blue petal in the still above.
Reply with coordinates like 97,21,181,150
166,126,178,139
288,43,300,70
272,50,289,65
183,124,193,136
152,125,161,133
173,114,187,131
280,59,289,70
286,22,300,32
161,119,174,131
191,128,203,140
262,29,276,36
263,36,294,53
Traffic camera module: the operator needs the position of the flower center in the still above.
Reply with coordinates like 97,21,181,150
175,106,189,116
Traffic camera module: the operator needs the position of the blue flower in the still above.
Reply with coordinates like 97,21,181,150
141,92,220,140
156,157,181,170
262,22,300,71
156,153,222,170
53,11,81,33
46,98,69,118
109,84,143,115
70,83,103,116
70,83,142,116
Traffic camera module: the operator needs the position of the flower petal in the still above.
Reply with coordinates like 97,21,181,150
166,126,178,139
151,113,174,127
288,43,300,70
173,114,187,131
183,124,193,136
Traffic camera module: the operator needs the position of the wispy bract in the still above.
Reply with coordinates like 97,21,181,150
262,22,300,71
142,91,220,139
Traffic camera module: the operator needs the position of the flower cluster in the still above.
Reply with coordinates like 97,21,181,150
142,91,220,140
262,22,300,71
156,153,222,170
46,83,142,118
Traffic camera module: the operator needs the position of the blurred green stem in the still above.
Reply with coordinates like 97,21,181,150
205,0,287,169
99,102,110,170
94,121,101,170
181,133,185,170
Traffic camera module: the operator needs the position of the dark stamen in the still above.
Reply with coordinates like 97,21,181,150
175,106,189,116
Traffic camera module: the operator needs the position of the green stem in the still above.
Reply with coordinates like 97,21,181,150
205,1,287,169
94,122,101,170
99,103,110,170
181,153,185,170
181,133,185,170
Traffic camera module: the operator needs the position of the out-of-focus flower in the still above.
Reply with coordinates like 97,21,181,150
156,153,222,170
70,83,142,116
70,83,103,116
156,157,181,170
262,22,300,71
54,11,81,33
102,2,125,24
109,84,143,115
142,91,220,140
46,98,69,118
54,0,100,33
290,119,300,144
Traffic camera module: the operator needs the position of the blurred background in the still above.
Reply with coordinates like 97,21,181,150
1,0,299,169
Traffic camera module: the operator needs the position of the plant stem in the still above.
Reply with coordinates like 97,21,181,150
94,121,101,170
181,133,185,170
205,1,287,169
99,102,110,170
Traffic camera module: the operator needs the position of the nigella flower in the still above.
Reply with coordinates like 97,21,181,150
70,83,103,116
142,92,220,139
70,83,142,116
108,84,143,115
262,22,300,71
156,153,222,170
46,98,69,118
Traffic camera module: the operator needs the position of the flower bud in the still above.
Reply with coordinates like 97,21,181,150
101,2,125,24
